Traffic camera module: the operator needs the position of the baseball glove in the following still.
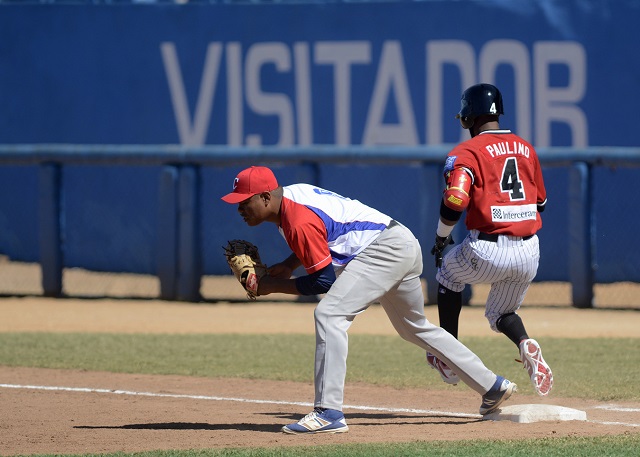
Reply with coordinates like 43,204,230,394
223,239,268,300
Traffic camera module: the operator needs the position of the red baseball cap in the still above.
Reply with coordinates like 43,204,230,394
221,166,279,204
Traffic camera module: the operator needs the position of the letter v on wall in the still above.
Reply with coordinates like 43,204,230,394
161,42,222,146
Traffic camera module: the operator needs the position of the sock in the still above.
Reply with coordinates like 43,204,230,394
324,409,344,419
496,312,529,347
437,284,463,339
490,375,505,391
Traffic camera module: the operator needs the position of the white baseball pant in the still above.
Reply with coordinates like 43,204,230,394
313,222,498,411
436,229,540,331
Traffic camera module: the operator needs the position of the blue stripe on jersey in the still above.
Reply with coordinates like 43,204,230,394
306,206,387,265
308,206,387,242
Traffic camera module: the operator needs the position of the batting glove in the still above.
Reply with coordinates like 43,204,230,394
430,235,454,268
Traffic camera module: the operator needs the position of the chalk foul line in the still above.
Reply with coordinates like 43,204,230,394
0,383,480,419
1,383,639,427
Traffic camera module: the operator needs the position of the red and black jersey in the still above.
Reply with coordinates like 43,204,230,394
444,129,547,237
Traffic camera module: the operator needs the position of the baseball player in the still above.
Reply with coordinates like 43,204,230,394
222,165,517,434
428,83,553,396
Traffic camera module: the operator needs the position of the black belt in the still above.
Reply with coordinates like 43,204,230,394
478,232,533,242
386,220,399,229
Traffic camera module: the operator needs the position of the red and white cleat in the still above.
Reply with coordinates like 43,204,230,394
519,338,554,396
426,352,460,385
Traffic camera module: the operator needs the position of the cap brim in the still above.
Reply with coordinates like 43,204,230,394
221,192,254,204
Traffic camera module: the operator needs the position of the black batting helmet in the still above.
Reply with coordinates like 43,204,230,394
455,83,504,128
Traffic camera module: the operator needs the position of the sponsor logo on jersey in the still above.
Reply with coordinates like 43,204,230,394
313,187,348,199
490,204,537,222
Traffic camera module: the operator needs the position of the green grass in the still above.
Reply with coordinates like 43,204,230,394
0,333,638,401
18,434,640,457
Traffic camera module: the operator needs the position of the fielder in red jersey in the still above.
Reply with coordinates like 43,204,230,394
221,165,517,434
428,84,554,397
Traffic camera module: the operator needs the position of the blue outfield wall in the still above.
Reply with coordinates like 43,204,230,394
1,145,639,307
1,2,639,305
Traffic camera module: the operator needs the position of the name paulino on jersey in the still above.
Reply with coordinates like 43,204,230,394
491,204,537,222
485,141,530,159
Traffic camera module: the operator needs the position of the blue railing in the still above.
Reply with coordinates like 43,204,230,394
2,144,639,307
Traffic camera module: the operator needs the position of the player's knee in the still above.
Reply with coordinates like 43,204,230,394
313,302,343,326
494,312,510,332
396,326,424,346
314,305,328,322
486,311,510,333
495,312,514,330
495,312,526,335
495,311,529,345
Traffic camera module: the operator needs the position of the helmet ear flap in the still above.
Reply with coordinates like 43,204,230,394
460,116,474,130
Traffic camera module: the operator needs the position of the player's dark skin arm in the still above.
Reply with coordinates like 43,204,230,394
258,253,302,295
258,275,301,296
235,189,301,296
238,188,334,297
259,254,335,297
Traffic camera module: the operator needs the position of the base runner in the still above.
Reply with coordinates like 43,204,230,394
429,83,554,397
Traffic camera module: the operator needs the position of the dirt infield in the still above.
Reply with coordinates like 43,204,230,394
2,366,640,456
1,266,640,455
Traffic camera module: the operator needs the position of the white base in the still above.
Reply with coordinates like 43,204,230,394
482,404,587,423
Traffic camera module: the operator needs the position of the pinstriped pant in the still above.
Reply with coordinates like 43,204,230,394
313,223,498,411
436,229,540,332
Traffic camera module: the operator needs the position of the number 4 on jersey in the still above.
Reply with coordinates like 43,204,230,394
501,157,525,201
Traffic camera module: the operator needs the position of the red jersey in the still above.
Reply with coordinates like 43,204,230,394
444,129,546,236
